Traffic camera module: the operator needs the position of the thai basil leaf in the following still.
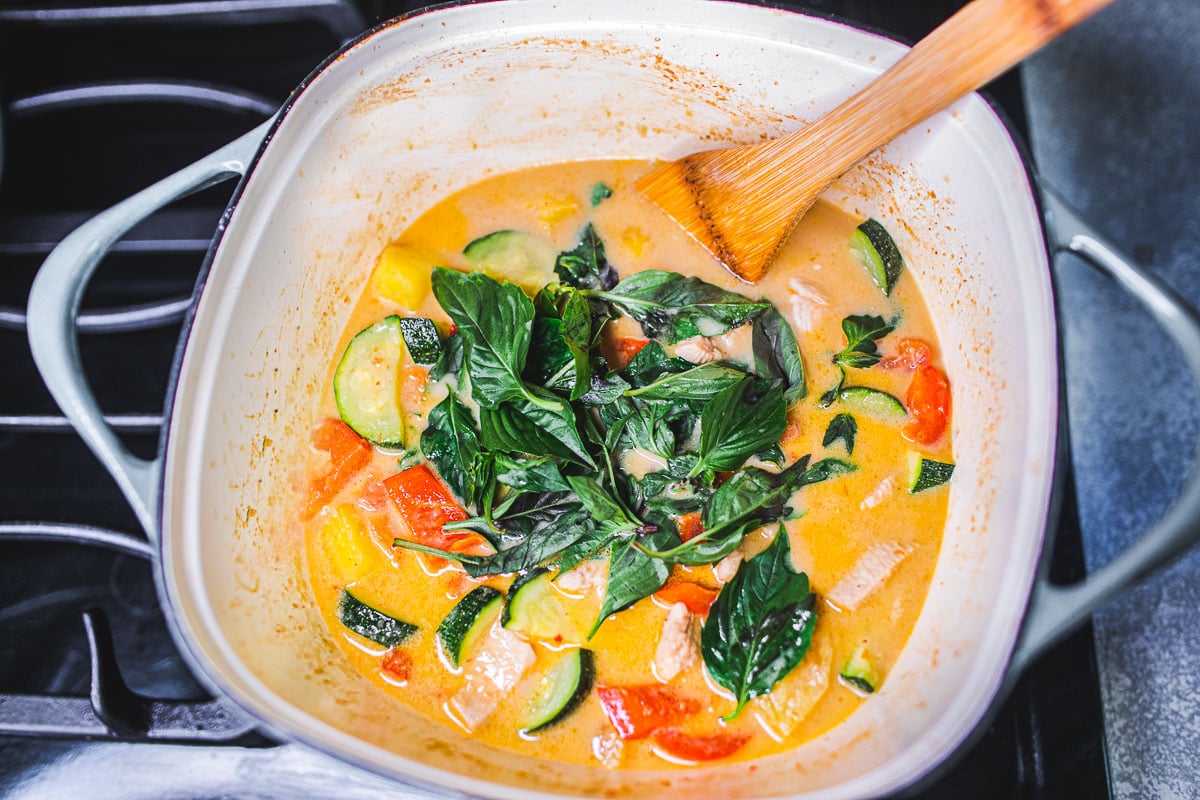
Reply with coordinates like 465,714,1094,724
625,363,747,402
557,531,613,575
555,223,617,291
639,454,702,501
478,386,594,468
691,378,787,475
579,369,630,405
589,529,674,638
594,270,770,343
493,453,571,493
420,389,480,507
590,182,613,207
616,401,675,461
701,530,817,718
621,340,692,388
431,268,537,408
822,413,857,454
527,316,592,400
751,305,807,402
394,495,595,578
754,443,786,467
428,333,464,381
833,314,894,370
567,475,643,538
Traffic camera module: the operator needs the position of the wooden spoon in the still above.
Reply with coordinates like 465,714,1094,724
636,0,1118,283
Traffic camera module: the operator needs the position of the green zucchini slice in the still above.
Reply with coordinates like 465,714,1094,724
463,230,557,290
334,315,406,447
522,648,596,734
838,643,880,695
907,452,955,493
337,589,417,648
438,586,504,667
838,386,907,420
502,567,569,640
849,218,905,296
399,317,442,366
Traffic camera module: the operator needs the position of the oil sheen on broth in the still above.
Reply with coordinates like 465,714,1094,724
302,160,953,769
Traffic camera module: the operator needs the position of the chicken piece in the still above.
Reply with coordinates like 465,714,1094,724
860,475,897,510
592,732,624,769
673,336,721,365
556,558,607,595
712,550,744,584
654,603,699,682
753,637,833,740
448,624,536,731
787,279,830,333
826,542,914,611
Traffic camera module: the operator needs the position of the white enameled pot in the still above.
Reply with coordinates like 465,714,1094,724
26,1,1200,797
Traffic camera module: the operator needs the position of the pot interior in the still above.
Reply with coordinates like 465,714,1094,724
161,1,1057,797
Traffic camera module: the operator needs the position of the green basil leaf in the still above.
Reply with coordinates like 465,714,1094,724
493,453,571,493
555,223,617,291
479,387,594,468
589,529,674,638
751,305,807,402
616,401,675,461
567,475,642,538
754,443,786,467
431,267,536,407
625,362,747,401
590,182,613,207
594,270,770,343
428,333,464,381
579,369,631,405
419,388,481,507
822,413,857,454
701,530,817,718
692,378,787,475
621,340,692,388
527,316,592,399
841,314,894,353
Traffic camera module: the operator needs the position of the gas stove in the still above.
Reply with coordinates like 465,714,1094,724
0,1,1154,797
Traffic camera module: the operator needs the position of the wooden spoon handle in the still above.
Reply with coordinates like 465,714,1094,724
758,0,1116,192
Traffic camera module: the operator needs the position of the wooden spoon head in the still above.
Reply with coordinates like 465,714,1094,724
636,146,815,283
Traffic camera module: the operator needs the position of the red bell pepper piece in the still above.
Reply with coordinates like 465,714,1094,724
381,648,412,683
653,580,720,616
306,418,372,518
675,511,705,543
902,364,951,446
596,684,701,740
651,727,750,762
610,337,650,371
383,464,490,555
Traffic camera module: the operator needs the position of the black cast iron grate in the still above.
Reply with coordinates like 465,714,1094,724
0,1,1111,797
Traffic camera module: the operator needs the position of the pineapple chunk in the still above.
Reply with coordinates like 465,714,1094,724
538,192,581,225
322,504,377,582
370,243,434,308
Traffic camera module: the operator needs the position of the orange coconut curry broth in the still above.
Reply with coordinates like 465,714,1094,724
300,160,952,769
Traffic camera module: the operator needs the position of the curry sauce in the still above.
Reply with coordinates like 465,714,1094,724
302,160,950,769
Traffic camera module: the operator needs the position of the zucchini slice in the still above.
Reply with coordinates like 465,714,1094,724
502,567,570,641
522,648,596,734
849,218,905,296
907,452,955,493
337,589,417,647
438,586,504,667
838,643,880,695
838,386,907,420
463,230,557,291
334,315,406,447
399,317,442,366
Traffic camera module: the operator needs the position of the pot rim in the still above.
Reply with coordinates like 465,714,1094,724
152,2,1061,798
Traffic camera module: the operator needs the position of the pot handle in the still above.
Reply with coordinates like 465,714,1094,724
26,120,274,541
1009,181,1200,673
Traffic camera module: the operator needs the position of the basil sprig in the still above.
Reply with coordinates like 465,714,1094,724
701,530,818,719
